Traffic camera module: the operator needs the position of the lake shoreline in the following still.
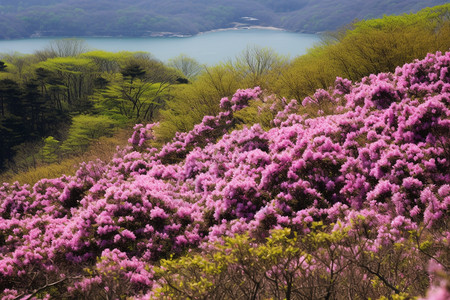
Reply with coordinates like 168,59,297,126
1,26,300,41
198,26,287,35
0,24,310,41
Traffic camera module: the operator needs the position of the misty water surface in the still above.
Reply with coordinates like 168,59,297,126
0,29,320,65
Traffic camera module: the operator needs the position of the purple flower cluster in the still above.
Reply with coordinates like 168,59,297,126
1,52,449,298
128,123,159,148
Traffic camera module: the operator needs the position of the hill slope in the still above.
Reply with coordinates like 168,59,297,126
0,0,448,38
0,51,449,299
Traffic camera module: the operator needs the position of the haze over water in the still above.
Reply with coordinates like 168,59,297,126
0,29,320,65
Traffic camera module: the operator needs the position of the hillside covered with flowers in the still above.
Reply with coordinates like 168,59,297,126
1,51,449,299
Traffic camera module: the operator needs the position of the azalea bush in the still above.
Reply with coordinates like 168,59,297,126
0,51,449,299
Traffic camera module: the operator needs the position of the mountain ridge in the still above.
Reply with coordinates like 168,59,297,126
0,0,448,39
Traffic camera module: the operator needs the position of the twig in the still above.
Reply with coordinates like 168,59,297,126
14,276,82,300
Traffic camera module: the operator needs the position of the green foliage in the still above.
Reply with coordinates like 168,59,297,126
0,129,131,185
92,54,178,122
60,115,119,155
0,45,180,173
154,228,304,300
40,136,60,163
81,51,161,73
274,4,450,100
233,94,283,131
36,56,97,110
157,47,286,140
37,56,94,74
275,47,337,100
154,219,445,299
121,63,146,80
155,226,355,300
0,74,70,171
327,6,450,80
156,63,241,141
0,53,39,83
80,51,122,73
0,61,7,72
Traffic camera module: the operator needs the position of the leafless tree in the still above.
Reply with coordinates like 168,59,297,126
45,38,90,57
168,54,203,80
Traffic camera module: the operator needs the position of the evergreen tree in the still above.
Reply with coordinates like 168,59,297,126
0,61,7,72
40,136,60,163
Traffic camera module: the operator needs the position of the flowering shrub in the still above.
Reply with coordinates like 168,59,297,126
0,52,449,299
128,123,160,149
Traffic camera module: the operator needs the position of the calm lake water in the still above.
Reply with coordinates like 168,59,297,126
0,29,320,65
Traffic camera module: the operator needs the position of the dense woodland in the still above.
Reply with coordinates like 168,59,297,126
0,4,449,299
0,45,182,174
0,0,448,38
0,4,449,182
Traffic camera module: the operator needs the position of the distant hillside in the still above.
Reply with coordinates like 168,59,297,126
0,0,448,38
